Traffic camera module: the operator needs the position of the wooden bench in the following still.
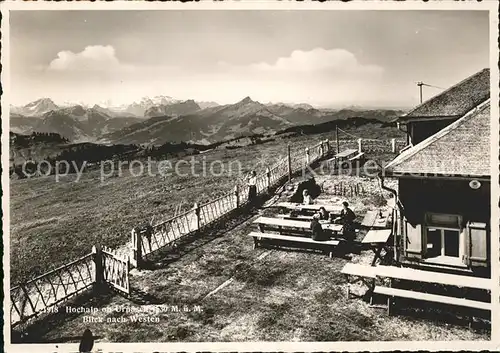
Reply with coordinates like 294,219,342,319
373,286,491,315
375,265,491,290
335,148,358,159
249,231,340,258
348,152,365,162
341,263,377,298
373,266,491,320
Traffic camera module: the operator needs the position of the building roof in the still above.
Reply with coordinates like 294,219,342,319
385,100,490,178
397,68,490,123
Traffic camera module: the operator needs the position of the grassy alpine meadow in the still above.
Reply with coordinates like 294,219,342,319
10,132,332,284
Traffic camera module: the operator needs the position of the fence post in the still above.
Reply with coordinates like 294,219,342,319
192,202,200,231
305,147,310,165
130,227,142,269
287,144,292,182
391,138,396,153
234,185,240,208
358,138,362,153
92,245,104,291
266,167,271,193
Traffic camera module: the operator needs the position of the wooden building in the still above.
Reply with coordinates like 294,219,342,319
396,68,490,145
383,70,491,277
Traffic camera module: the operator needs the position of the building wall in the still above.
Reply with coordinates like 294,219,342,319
409,119,457,145
399,177,490,225
397,177,490,272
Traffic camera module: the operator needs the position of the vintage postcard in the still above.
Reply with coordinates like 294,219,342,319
2,1,499,352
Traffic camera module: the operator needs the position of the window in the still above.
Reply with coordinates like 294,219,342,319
424,213,463,264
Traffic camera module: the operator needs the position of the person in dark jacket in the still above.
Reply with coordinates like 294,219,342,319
334,201,356,239
318,206,330,221
310,214,327,241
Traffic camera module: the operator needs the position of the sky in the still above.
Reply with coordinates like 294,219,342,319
10,10,490,108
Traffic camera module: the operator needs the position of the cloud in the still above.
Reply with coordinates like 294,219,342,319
250,48,384,75
48,45,132,72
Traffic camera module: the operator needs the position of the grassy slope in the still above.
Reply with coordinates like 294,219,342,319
10,133,326,283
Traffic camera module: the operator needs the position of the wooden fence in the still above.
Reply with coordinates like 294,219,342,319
334,138,407,154
10,245,130,327
130,139,332,268
332,181,366,197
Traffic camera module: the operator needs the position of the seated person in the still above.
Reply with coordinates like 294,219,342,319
310,214,328,241
318,206,330,221
334,201,356,238
302,189,313,205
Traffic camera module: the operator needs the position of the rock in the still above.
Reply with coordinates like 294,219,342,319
289,176,321,203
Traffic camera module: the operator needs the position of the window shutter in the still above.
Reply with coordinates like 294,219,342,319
405,219,422,259
468,222,488,267
462,228,471,267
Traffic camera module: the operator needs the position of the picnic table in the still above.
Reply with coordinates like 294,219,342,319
335,148,358,159
274,202,344,214
253,216,343,235
361,210,391,229
361,229,392,266
277,214,314,221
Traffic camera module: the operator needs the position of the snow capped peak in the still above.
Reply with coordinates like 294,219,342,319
59,100,90,109
17,98,59,116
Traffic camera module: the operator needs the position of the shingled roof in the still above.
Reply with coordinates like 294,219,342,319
385,100,490,178
397,68,490,123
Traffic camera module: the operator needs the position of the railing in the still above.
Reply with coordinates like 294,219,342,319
138,208,197,257
10,245,132,327
130,139,333,268
199,192,236,226
101,247,130,295
268,157,288,186
10,252,95,327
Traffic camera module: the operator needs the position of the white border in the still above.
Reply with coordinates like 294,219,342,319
1,1,498,352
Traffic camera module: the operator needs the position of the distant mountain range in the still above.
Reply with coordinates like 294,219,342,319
10,96,405,144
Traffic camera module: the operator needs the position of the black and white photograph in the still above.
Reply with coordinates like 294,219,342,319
2,2,499,351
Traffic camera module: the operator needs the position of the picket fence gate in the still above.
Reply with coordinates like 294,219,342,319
11,245,130,327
